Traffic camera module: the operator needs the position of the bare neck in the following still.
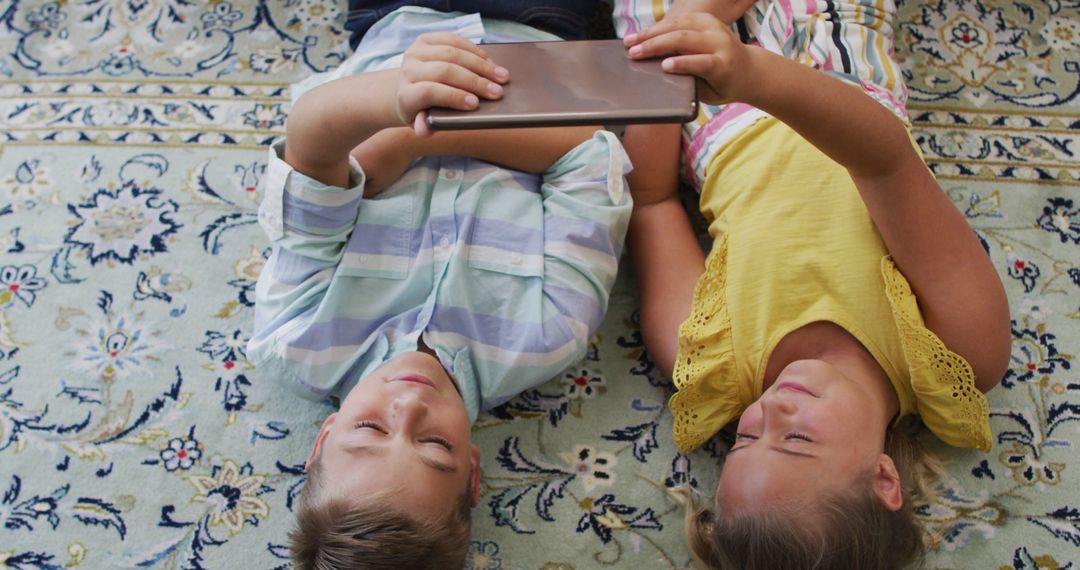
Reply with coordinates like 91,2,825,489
764,321,900,422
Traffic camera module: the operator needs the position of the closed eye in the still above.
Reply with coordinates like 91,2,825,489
785,432,812,442
422,436,453,451
734,432,758,442
354,420,386,433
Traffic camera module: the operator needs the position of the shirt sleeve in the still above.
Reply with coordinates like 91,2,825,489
538,129,633,354
247,138,367,395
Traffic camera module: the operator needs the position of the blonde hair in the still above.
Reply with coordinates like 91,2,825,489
289,456,472,570
679,417,941,569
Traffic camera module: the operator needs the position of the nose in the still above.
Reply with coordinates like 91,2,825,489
760,393,798,416
389,390,429,430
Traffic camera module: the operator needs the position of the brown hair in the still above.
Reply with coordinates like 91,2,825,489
289,456,472,570
680,418,940,570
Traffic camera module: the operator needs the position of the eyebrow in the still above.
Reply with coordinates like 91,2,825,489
345,445,458,473
727,445,819,459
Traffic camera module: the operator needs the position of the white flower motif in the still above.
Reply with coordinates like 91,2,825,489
559,369,607,400
560,445,617,493
1041,18,1080,52
187,460,269,534
160,437,202,471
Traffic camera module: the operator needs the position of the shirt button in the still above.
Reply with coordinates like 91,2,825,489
438,236,451,248
440,169,460,181
356,254,366,263
510,253,523,265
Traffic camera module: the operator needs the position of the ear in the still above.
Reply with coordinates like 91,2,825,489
873,453,903,512
305,413,337,471
469,443,482,508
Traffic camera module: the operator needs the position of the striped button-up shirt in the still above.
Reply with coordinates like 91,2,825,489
248,9,633,422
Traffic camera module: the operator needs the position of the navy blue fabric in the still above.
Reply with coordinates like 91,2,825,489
344,1,601,48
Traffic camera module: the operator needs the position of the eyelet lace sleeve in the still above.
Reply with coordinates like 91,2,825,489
670,235,744,454
880,257,993,452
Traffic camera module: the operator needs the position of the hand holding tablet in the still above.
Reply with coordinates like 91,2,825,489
426,39,699,130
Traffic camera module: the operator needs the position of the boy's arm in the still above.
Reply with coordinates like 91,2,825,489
623,124,705,377
350,125,601,195
627,15,1011,389
285,32,511,188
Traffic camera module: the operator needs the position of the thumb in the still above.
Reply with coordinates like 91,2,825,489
414,110,433,138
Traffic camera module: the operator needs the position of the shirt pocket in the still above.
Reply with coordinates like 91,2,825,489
466,184,544,279
337,191,416,280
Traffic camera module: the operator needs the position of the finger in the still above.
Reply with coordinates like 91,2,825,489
400,80,480,117
625,13,713,46
412,34,510,83
660,54,730,103
628,29,719,60
405,59,505,100
661,53,720,75
415,32,490,59
414,111,433,138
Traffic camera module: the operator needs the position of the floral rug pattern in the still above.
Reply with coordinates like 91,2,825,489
1,0,1078,568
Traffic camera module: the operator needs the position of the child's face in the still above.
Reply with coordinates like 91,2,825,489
307,351,480,517
715,359,902,514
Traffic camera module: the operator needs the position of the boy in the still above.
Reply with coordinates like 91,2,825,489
247,7,632,569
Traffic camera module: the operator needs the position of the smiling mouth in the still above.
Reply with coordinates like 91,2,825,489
391,374,436,388
777,382,817,397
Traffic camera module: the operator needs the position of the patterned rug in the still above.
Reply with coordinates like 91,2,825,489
1,1,1078,568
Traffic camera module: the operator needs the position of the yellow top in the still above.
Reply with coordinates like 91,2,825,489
669,117,991,454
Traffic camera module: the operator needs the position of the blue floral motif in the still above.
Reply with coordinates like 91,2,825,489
159,431,203,472
197,330,254,412
575,494,661,544
0,265,46,309
664,454,699,490
65,181,181,266
466,540,503,570
1037,198,1080,245
201,2,244,30
600,421,658,463
1006,254,1040,293
25,2,66,31
241,103,287,130
69,293,164,383
1003,322,1072,388
1,476,67,532
186,460,271,535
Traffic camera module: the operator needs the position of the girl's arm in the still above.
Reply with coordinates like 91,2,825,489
623,124,705,377
667,0,758,25
627,14,1011,390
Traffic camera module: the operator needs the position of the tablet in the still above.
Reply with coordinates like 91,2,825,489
426,39,698,130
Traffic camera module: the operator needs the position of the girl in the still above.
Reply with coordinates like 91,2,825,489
619,5,1011,569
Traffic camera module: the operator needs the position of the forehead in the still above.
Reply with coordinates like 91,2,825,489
718,449,860,512
319,450,466,518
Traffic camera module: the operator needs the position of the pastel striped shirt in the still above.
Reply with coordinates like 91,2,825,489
612,0,909,188
248,8,633,422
